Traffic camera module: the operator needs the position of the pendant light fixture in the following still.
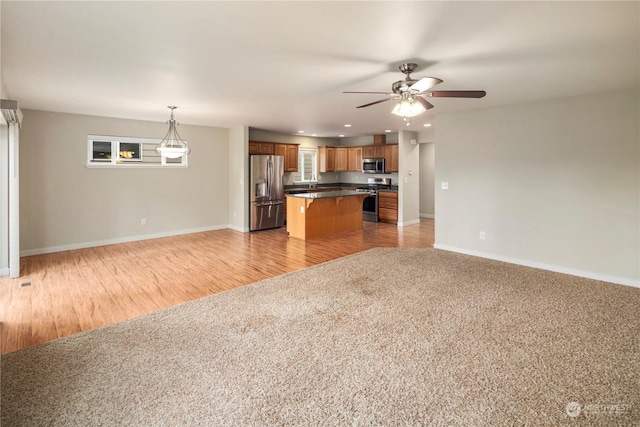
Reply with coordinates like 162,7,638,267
155,106,191,159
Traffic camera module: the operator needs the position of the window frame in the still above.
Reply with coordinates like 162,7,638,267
296,147,318,182
86,135,188,168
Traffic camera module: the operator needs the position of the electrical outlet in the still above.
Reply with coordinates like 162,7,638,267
141,218,146,225
300,206,304,213
441,182,449,190
479,231,485,240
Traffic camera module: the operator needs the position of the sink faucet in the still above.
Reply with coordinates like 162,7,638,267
309,174,316,188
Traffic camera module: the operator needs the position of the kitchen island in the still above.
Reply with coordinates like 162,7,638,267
286,190,367,239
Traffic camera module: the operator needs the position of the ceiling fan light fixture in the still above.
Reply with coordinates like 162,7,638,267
391,97,426,118
155,106,191,159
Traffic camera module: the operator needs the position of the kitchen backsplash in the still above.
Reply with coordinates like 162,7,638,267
285,171,398,186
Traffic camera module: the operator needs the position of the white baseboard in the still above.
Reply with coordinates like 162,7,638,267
20,225,230,257
0,267,9,277
420,213,435,219
433,244,639,288
228,224,249,232
398,219,421,227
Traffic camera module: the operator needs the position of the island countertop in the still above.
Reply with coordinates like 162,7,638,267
286,190,363,200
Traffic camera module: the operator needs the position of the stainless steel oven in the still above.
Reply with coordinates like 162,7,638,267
361,192,378,222
356,177,391,222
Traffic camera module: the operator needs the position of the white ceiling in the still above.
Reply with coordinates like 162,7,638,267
1,1,638,137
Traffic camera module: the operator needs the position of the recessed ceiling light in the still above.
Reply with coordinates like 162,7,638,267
311,134,317,137
298,130,305,133
424,123,432,127
339,134,345,138
344,124,351,128
385,129,392,133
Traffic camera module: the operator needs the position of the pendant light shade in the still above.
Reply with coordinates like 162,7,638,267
155,106,191,159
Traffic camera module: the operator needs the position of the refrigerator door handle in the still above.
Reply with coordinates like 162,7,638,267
267,158,273,199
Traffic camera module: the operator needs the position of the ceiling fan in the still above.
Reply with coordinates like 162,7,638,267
344,63,486,123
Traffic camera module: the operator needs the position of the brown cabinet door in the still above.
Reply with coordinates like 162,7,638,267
249,141,275,155
274,144,286,157
363,145,375,158
327,147,335,171
285,144,298,172
374,145,384,158
378,191,398,223
335,147,348,171
318,146,336,172
259,143,275,154
384,144,399,172
347,147,363,171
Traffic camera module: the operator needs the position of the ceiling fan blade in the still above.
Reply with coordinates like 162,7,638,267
356,98,393,108
410,77,443,93
344,91,393,95
428,90,487,98
415,96,434,110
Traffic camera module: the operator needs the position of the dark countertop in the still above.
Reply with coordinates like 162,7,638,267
286,190,366,200
285,183,398,193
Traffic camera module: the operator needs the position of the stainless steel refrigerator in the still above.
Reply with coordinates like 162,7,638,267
249,154,285,231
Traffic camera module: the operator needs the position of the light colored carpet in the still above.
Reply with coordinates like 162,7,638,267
2,248,639,426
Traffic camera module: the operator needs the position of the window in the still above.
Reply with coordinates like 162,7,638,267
87,135,187,168
293,147,317,182
118,142,141,161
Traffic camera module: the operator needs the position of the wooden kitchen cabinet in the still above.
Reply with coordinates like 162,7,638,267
249,141,275,155
384,144,399,172
363,144,384,158
284,144,298,172
334,147,348,172
318,146,335,172
274,143,298,172
251,142,298,172
347,146,363,172
363,145,374,158
378,190,398,224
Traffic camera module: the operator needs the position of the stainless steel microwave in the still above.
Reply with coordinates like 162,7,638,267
362,157,385,174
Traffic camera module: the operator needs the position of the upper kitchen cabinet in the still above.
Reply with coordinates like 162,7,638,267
384,144,399,172
274,144,298,172
334,147,348,172
249,141,275,155
373,134,386,145
347,146,363,172
363,145,384,158
284,144,298,172
318,146,335,172
250,141,298,172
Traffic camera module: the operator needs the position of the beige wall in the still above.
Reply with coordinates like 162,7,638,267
434,90,639,285
20,110,229,254
419,142,435,218
228,126,248,231
0,78,8,272
398,130,420,226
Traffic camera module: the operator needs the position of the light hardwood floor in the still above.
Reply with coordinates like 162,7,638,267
1,219,434,354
